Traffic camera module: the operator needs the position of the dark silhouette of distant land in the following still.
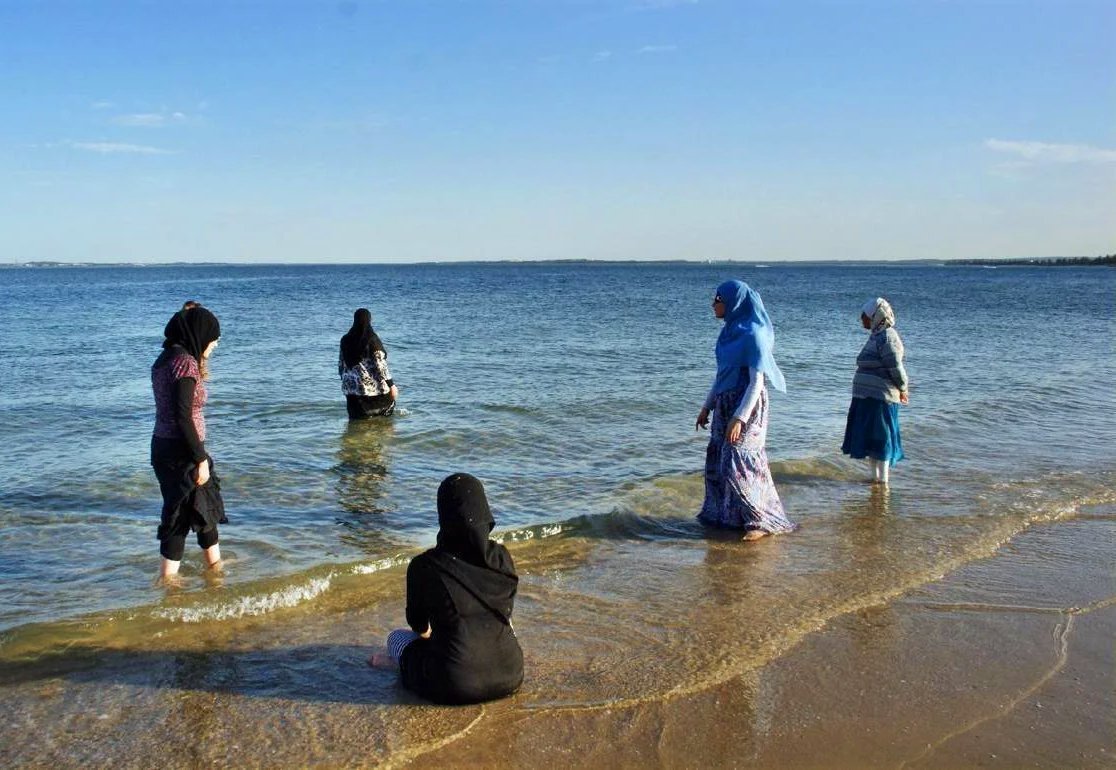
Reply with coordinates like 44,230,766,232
957,254,1114,267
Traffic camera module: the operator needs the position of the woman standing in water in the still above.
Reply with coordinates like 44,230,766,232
339,308,398,419
841,297,909,485
696,280,796,540
150,305,226,579
372,473,524,705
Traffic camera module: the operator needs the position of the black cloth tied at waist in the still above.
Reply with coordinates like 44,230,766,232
151,436,227,541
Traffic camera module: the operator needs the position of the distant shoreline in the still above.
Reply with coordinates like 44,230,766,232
955,254,1114,267
2,255,1113,269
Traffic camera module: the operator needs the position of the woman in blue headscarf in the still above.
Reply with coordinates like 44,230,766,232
695,280,796,540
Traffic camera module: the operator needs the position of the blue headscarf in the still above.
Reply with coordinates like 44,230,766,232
712,279,787,395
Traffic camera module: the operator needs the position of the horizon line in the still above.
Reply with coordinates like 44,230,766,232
3,254,1112,269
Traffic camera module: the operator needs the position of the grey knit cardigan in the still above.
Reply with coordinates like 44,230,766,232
851,328,909,403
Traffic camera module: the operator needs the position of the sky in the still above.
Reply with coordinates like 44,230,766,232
1,0,1113,263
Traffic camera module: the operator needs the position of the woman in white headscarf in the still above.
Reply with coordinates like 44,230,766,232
841,297,909,485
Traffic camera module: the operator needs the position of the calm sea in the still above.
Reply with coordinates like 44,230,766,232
1,262,1113,654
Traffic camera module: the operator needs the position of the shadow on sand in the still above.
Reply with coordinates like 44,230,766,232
0,643,424,706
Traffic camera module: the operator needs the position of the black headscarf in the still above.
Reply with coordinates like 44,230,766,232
428,473,518,624
340,308,385,368
162,306,221,362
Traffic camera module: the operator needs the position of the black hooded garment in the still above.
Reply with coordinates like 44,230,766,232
339,308,385,368
161,305,221,362
399,474,524,705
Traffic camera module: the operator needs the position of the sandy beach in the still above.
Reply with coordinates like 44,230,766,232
2,502,1112,769
390,509,1116,769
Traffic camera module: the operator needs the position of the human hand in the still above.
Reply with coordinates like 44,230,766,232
195,459,211,486
727,419,743,444
695,407,710,430
420,624,432,639
389,384,399,401
900,391,910,405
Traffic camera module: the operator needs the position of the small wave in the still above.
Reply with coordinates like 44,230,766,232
152,576,333,623
235,402,340,419
350,556,409,575
495,523,566,543
478,403,539,416
769,456,854,483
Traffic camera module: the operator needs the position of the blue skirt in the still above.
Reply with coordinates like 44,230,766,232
841,397,904,466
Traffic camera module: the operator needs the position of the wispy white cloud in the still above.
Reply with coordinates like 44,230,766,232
113,111,188,127
91,100,114,110
594,50,613,62
984,139,1116,164
637,44,678,54
70,142,176,155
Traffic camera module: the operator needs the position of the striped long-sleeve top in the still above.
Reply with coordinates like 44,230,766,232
851,327,909,403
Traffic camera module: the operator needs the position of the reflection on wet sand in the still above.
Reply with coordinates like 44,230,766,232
400,514,1116,769
836,486,902,655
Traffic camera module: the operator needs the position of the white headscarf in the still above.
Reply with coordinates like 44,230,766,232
861,297,895,333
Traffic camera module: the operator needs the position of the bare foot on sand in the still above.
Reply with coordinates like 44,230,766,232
742,529,769,541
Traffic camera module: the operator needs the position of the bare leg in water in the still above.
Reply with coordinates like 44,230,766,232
159,543,222,580
870,459,890,485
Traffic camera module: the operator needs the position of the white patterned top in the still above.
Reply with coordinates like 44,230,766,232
339,350,394,397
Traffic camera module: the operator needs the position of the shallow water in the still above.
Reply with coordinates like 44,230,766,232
1,264,1114,708
1,493,1113,769
1,263,1115,767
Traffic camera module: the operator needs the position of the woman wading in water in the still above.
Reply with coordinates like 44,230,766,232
339,308,398,419
841,297,909,485
150,305,226,580
696,280,796,540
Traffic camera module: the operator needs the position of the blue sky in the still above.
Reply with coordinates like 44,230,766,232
1,0,1112,263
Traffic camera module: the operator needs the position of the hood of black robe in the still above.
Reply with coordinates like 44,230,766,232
162,306,220,362
428,473,518,624
340,308,385,368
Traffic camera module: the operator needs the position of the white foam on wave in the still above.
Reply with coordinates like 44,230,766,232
152,575,334,623
495,523,564,543
351,556,407,575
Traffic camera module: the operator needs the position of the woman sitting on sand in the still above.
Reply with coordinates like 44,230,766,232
695,280,796,540
150,304,226,579
339,308,398,419
372,473,524,705
841,297,909,485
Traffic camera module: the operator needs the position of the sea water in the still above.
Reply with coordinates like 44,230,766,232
0,261,1113,670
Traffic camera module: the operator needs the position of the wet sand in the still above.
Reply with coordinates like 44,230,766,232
1,508,1113,769
403,511,1116,769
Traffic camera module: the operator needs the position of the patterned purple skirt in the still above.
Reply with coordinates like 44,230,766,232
698,384,796,535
